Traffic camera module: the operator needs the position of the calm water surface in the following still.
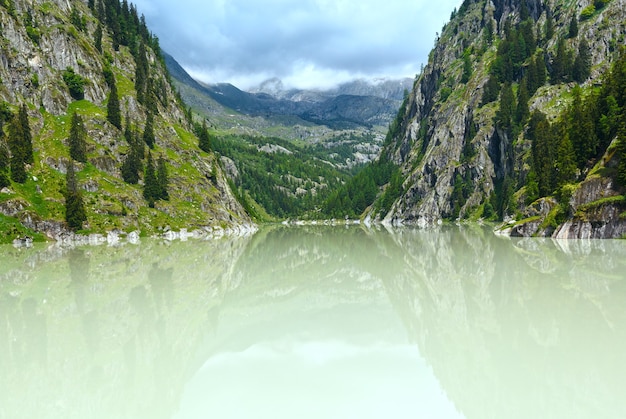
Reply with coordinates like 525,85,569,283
0,225,625,419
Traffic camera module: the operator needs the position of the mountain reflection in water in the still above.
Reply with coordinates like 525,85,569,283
0,225,624,419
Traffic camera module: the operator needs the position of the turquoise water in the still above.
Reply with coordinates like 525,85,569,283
1,225,625,418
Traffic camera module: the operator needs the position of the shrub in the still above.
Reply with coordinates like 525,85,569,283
580,5,595,20
62,67,86,100
594,0,608,9
26,26,40,44
440,86,453,102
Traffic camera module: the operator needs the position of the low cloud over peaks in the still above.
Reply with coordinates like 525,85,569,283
133,0,461,89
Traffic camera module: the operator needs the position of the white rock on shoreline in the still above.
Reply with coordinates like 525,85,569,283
10,224,258,249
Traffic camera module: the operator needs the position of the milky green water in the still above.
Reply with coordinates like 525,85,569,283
0,225,625,419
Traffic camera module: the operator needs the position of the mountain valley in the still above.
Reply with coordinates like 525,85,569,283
1,0,626,241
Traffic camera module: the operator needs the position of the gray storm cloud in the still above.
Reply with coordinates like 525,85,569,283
132,0,460,89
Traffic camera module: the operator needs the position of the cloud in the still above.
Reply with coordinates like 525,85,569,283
131,0,461,89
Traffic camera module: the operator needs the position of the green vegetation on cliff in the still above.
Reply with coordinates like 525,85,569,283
0,0,249,243
319,0,626,237
211,134,353,220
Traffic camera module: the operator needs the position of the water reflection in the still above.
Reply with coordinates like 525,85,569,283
0,238,251,419
383,226,626,419
0,226,625,418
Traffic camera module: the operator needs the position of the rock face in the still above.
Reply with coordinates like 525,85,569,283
553,174,626,239
0,0,251,241
372,0,626,237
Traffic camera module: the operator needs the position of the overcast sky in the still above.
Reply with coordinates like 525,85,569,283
131,0,461,90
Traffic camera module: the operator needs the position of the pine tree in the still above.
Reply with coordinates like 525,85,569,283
155,77,168,107
68,112,87,162
142,112,155,148
482,76,500,105
617,117,626,186
8,113,27,183
143,151,159,207
65,159,78,198
519,20,536,57
96,0,105,22
568,85,597,168
528,110,555,196
135,41,148,104
102,64,115,88
573,39,592,83
109,5,121,50
496,83,515,135
599,94,620,148
0,102,12,126
484,19,494,45
526,57,539,95
124,115,133,143
156,155,169,200
520,0,530,20
524,170,539,204
18,104,33,164
526,54,546,96
552,39,572,83
198,120,211,152
121,122,144,184
64,160,87,231
94,24,103,52
0,136,9,189
107,77,122,129
144,76,158,113
514,32,527,64
568,16,578,38
536,53,548,87
121,151,140,184
119,0,130,45
515,79,530,126
555,129,577,186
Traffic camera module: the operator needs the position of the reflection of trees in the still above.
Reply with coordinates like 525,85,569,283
381,226,626,419
1,227,625,419
0,237,252,419
206,222,626,419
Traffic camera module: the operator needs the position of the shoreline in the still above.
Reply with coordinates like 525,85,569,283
10,214,626,248
11,223,259,248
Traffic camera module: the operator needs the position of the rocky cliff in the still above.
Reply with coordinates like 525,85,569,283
372,0,626,237
0,0,252,243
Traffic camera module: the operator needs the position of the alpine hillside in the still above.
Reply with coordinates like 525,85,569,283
165,52,412,173
165,52,413,221
359,0,626,238
0,0,252,244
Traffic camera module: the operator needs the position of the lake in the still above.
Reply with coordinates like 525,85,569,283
1,225,625,419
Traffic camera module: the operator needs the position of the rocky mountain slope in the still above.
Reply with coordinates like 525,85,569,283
165,52,412,130
369,0,626,238
0,0,251,243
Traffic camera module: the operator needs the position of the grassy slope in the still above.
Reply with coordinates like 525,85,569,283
0,1,247,243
